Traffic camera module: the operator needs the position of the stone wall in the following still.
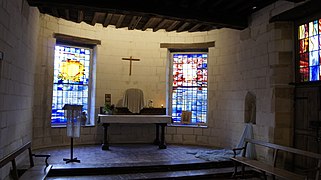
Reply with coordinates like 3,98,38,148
33,14,213,148
33,1,296,153
166,2,295,152
0,0,39,179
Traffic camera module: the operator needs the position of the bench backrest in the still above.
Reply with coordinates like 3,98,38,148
0,142,34,180
245,138,321,160
0,142,34,168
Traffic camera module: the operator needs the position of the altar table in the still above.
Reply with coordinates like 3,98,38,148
98,114,172,150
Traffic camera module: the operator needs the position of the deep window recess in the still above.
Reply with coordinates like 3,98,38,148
171,53,208,124
298,18,321,82
51,45,92,126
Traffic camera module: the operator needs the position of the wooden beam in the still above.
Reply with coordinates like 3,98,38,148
192,0,207,9
116,14,125,28
128,16,142,30
166,20,180,32
54,33,101,46
177,22,190,32
77,10,83,23
91,12,99,25
103,13,113,27
65,9,70,20
142,17,160,31
26,0,248,29
153,19,168,32
160,42,215,49
188,24,202,32
270,0,321,22
52,7,59,17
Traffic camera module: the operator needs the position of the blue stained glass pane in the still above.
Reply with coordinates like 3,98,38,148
310,51,319,66
309,36,318,51
310,66,319,81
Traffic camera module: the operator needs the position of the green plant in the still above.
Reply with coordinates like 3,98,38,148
103,103,114,114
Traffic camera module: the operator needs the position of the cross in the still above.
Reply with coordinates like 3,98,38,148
122,56,140,76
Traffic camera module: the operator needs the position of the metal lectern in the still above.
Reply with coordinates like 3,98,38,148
63,104,82,163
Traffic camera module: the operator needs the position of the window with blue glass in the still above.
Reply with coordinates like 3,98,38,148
51,45,91,125
171,53,207,124
298,19,321,82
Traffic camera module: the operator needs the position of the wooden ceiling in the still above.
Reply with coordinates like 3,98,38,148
27,0,304,32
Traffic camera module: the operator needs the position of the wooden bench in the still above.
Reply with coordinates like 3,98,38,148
0,142,52,180
231,138,321,180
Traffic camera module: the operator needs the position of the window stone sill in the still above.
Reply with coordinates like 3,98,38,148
51,124,95,128
168,124,207,128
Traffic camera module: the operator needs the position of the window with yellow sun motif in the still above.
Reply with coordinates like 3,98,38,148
51,45,91,125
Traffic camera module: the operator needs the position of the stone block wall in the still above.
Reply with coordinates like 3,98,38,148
0,0,299,178
32,1,296,153
0,0,39,179
33,14,214,148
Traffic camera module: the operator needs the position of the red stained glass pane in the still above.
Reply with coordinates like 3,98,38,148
300,53,308,62
300,67,309,82
304,24,308,38
299,39,309,53
319,19,321,34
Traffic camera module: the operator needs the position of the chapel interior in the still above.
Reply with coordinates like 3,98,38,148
1,0,321,179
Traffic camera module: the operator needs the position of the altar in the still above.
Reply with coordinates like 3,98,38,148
98,114,172,150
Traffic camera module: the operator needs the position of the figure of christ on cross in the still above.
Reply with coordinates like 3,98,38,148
122,56,140,76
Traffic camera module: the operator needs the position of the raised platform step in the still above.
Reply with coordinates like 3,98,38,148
48,160,233,177
47,167,236,179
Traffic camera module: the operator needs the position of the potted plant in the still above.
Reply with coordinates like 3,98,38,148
103,103,114,115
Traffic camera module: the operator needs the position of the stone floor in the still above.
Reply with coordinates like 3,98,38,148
28,144,259,179
33,144,213,165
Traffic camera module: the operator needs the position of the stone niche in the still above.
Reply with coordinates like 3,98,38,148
244,91,256,124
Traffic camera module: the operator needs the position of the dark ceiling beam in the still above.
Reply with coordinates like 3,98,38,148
128,16,142,30
142,17,156,31
206,0,225,11
77,10,83,23
188,24,202,32
153,19,168,32
222,0,244,11
91,12,99,25
166,21,180,32
26,0,248,29
103,13,113,27
116,14,125,28
177,22,190,32
236,0,276,14
192,0,207,9
65,9,70,20
270,0,321,22
52,7,59,17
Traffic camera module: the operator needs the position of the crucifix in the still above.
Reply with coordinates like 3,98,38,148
122,56,140,76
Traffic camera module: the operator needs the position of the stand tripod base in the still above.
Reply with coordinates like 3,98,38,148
63,157,80,164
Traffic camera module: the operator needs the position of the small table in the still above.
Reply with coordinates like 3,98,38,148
98,114,172,150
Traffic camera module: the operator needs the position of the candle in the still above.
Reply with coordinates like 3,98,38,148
161,104,164,108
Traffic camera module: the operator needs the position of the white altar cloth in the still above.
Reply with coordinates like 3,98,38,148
98,114,172,124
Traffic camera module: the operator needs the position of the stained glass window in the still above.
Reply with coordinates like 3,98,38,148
298,19,321,82
51,45,91,125
171,53,207,124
